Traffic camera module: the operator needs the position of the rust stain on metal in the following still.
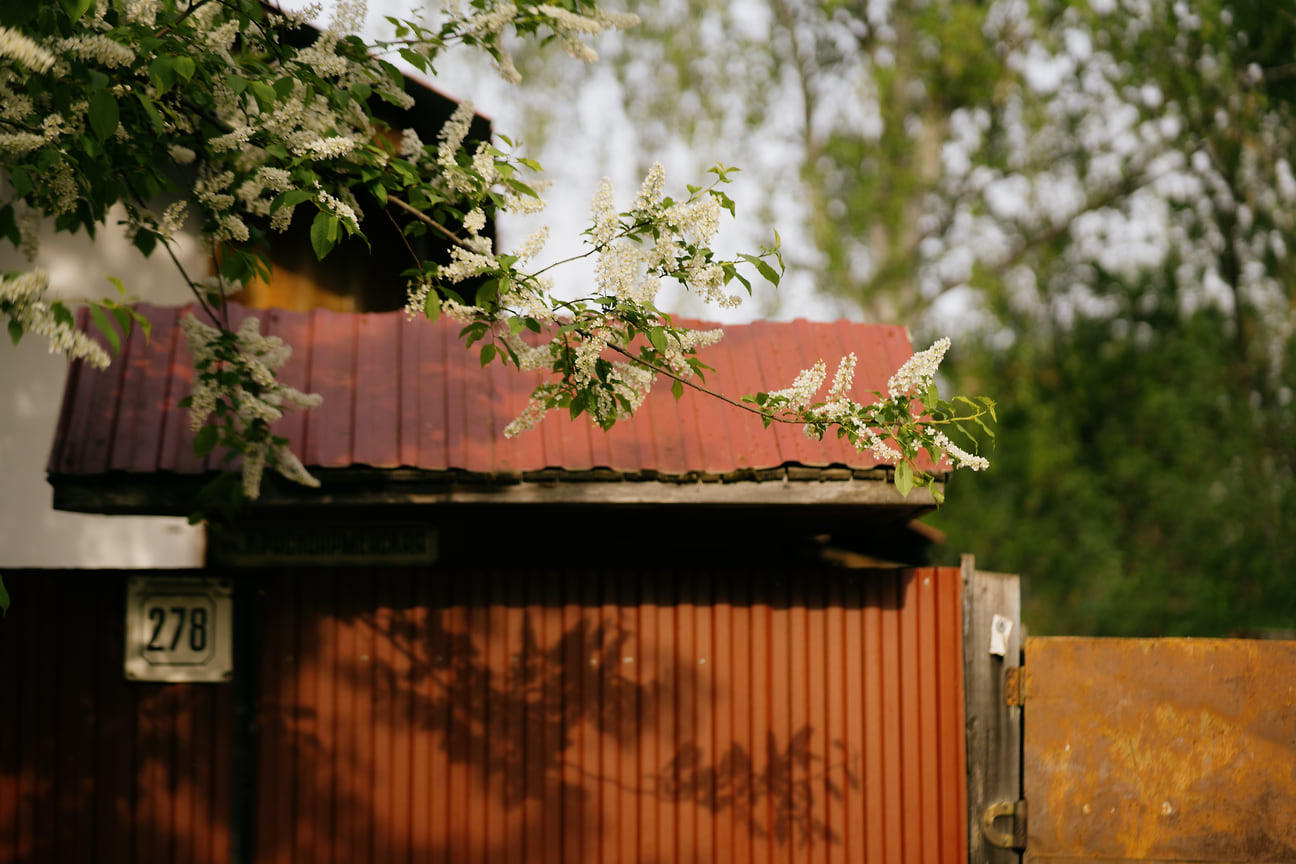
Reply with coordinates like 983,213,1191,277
1004,666,1025,707
1023,636,1296,863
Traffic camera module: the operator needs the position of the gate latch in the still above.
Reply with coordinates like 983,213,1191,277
1004,666,1025,706
982,799,1027,850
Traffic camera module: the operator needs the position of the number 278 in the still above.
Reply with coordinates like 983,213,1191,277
145,605,209,652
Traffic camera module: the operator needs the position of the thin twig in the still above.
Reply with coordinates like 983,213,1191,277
383,204,423,269
528,248,597,279
156,0,215,37
162,241,223,327
387,195,477,252
603,342,798,424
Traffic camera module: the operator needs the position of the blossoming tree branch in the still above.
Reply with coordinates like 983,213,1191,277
0,0,993,509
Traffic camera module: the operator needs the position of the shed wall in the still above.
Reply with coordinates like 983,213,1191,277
0,571,232,864
0,566,966,863
253,566,966,864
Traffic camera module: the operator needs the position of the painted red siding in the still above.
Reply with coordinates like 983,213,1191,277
0,572,232,864
252,566,967,863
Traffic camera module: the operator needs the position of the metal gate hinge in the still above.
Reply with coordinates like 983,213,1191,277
1004,666,1025,706
982,799,1027,850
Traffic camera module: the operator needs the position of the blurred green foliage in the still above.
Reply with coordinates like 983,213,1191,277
514,0,1296,635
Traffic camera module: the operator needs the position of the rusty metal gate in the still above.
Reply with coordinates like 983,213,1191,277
1019,637,1296,863
966,580,1296,864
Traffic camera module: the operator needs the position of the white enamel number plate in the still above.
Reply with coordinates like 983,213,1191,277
124,575,233,682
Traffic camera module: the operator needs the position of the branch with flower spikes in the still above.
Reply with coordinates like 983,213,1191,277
0,0,993,514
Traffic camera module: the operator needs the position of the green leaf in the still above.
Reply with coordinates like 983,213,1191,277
132,228,157,257
172,55,196,82
135,93,164,133
9,166,32,198
480,343,496,366
50,302,74,329
135,310,152,342
148,56,175,93
569,390,588,419
88,90,119,141
309,211,338,260
88,303,120,355
60,0,94,20
193,425,219,458
671,379,684,400
753,257,780,286
8,318,23,346
423,289,441,323
248,80,277,110
648,326,668,354
0,205,17,247
270,189,314,213
0,573,8,616
109,305,133,341
894,461,913,499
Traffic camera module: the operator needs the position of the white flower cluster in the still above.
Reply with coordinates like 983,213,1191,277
588,165,742,308
933,430,990,471
315,186,360,228
769,341,988,477
158,201,188,241
438,246,497,283
887,336,950,397
0,271,111,370
770,361,827,411
180,313,323,499
0,95,66,161
119,0,158,26
437,102,475,170
399,127,424,158
0,26,55,73
511,226,549,262
235,167,295,222
661,327,724,376
404,278,435,320
503,395,549,437
534,4,640,64
56,34,134,68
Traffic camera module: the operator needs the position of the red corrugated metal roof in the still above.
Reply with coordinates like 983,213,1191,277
48,303,931,479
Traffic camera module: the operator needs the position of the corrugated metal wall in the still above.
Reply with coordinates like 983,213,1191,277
0,571,232,864
0,567,965,863
254,566,966,864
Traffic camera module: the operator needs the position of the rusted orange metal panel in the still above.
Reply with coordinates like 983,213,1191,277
250,566,966,863
1024,636,1296,862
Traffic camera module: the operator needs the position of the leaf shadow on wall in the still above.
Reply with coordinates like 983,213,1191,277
257,567,877,861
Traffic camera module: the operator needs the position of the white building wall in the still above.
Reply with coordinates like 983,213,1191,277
0,210,205,567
